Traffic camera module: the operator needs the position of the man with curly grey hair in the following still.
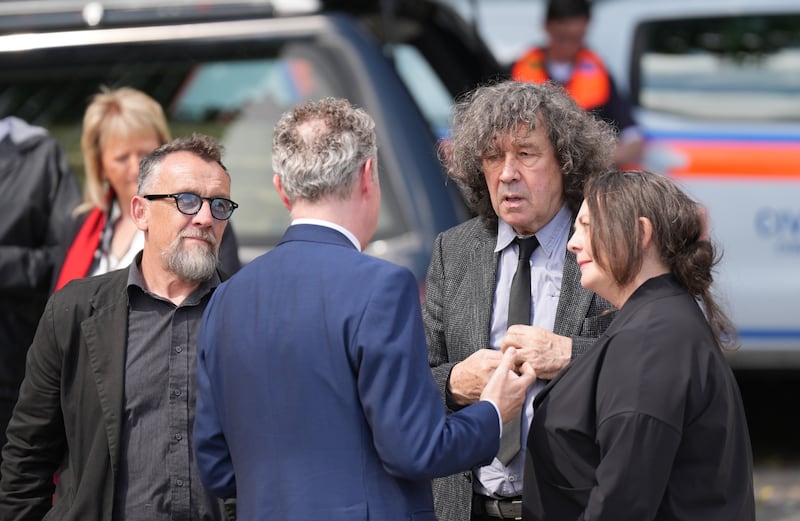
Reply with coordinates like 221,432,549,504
193,97,535,521
424,80,618,521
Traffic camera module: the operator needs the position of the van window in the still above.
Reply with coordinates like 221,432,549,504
636,14,800,120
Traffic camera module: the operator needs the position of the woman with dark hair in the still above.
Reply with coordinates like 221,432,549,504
522,170,755,520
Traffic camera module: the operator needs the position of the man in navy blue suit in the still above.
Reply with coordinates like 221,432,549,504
193,97,537,521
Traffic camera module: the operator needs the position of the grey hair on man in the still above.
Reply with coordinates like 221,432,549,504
138,132,228,194
271,97,377,203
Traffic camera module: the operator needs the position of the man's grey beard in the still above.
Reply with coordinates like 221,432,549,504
162,229,219,282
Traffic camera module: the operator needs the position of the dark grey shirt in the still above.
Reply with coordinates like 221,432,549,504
112,258,223,521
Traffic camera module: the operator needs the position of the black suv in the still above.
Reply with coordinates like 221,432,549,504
0,0,502,281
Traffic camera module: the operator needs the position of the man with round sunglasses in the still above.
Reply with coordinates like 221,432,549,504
0,133,237,521
143,192,238,221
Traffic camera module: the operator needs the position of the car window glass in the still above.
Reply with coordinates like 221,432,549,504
392,44,454,138
0,40,401,254
171,56,338,244
636,14,800,120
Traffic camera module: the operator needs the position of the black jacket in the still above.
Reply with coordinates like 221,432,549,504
0,266,234,520
523,275,755,521
0,117,80,398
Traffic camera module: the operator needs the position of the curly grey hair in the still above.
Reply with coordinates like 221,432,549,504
444,80,616,227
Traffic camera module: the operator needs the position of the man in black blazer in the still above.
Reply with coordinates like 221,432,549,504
0,134,236,521
424,81,618,521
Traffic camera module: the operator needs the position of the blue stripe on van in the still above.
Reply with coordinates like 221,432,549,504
646,130,800,143
738,329,800,340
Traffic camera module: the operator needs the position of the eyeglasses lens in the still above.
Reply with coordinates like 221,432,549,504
176,193,202,215
172,193,234,220
210,199,233,220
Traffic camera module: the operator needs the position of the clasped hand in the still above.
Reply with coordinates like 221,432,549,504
448,325,571,406
479,348,537,424
501,325,571,380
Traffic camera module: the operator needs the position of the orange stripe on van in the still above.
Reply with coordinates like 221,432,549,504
663,140,800,179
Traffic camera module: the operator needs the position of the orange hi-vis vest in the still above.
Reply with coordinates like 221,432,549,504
511,47,611,111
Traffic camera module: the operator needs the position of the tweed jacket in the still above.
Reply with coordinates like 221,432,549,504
423,216,616,521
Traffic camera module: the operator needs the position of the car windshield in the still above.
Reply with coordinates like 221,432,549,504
636,14,800,121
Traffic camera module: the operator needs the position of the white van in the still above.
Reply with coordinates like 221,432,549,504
450,0,800,368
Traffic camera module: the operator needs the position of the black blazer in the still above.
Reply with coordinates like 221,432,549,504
523,274,755,521
0,267,230,521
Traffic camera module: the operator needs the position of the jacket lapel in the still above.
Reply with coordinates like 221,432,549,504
81,277,129,474
553,250,591,337
471,225,499,350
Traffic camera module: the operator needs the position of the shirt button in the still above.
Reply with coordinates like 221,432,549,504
176,479,184,487
508,475,517,483
175,345,183,353
174,389,182,397
175,433,183,441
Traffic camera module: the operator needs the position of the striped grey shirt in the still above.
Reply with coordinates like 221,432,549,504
112,260,223,521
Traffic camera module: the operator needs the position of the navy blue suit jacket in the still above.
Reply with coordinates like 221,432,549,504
194,224,500,521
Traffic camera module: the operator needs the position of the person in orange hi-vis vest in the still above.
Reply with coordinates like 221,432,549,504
511,0,644,169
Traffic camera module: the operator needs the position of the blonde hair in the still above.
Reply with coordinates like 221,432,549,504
76,86,171,214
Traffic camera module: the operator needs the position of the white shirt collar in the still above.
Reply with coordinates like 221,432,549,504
495,203,573,258
291,218,362,251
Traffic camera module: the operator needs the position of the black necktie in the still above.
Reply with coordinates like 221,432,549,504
496,235,539,466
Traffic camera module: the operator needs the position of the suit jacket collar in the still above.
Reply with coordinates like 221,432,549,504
290,218,361,250
553,250,588,336
469,222,500,350
278,223,360,251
